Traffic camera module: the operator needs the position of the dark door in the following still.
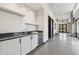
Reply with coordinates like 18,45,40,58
48,16,52,38
75,20,77,37
52,19,54,36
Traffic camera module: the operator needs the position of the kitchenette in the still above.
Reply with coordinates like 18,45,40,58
0,4,44,55
0,30,43,55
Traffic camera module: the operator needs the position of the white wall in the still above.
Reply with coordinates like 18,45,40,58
36,10,44,31
72,24,75,34
42,4,57,42
71,22,77,34
73,7,79,19
0,3,36,25
0,3,37,33
24,24,38,31
22,7,36,24
67,22,72,33
77,20,79,33
73,5,79,34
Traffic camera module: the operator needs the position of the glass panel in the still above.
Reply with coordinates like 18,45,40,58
63,24,67,32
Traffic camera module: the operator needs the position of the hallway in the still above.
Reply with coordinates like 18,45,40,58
29,33,79,55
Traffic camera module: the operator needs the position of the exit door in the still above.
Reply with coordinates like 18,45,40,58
59,24,67,33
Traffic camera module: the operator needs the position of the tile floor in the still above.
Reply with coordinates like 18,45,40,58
28,33,79,55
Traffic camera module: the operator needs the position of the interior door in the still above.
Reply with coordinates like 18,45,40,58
48,16,52,38
59,24,67,33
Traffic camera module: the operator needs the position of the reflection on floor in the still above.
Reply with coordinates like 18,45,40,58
28,33,79,55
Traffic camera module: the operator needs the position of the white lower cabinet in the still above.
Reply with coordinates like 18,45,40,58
21,34,38,55
0,38,20,55
0,34,38,55
31,34,38,50
21,36,31,55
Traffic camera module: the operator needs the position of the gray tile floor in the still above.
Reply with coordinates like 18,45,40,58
28,33,79,55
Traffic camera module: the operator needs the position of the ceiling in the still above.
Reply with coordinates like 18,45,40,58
25,3,76,21
25,3,43,11
48,3,76,21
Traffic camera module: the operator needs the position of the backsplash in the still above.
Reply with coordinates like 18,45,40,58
24,23,38,31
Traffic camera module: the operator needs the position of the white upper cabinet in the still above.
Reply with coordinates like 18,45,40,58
0,10,25,33
0,38,20,55
0,3,25,15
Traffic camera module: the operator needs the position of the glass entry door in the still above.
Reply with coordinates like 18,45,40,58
59,24,67,33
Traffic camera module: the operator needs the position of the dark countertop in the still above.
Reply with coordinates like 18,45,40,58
0,30,43,41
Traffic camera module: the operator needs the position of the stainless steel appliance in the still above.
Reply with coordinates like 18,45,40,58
38,32,43,46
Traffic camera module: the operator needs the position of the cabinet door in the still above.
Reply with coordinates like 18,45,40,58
0,38,20,55
21,36,31,55
32,34,38,50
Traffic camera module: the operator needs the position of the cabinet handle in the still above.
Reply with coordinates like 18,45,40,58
31,36,33,40
19,39,21,43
